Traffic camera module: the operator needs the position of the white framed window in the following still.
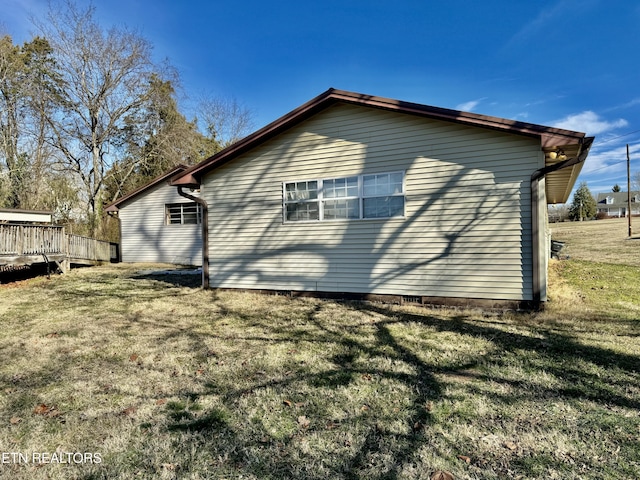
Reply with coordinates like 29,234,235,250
284,181,319,221
283,171,405,223
606,196,614,205
165,202,202,225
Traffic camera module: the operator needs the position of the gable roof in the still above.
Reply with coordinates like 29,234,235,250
105,165,187,212
596,191,640,205
171,88,593,203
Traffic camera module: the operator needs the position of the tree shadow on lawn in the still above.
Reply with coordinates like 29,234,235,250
161,298,639,479
132,268,203,288
2,271,638,479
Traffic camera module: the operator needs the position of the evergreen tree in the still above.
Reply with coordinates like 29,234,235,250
612,184,621,192
569,182,596,221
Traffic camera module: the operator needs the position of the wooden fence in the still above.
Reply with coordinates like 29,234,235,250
0,224,114,270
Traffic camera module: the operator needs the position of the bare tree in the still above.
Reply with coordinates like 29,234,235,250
197,94,255,150
35,1,159,234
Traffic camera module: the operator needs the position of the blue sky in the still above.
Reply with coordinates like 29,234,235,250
4,0,640,202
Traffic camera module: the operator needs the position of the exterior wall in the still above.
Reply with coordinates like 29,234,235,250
118,183,202,265
202,104,542,301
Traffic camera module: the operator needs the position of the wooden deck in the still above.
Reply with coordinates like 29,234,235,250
0,224,115,272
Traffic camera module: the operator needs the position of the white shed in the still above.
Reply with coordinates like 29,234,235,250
0,209,53,224
106,166,202,266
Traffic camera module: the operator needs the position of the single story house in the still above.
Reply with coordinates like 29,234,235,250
596,191,640,217
105,165,202,266
168,88,592,308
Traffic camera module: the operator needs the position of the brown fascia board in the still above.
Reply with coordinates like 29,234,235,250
0,207,54,215
105,165,187,212
171,88,588,186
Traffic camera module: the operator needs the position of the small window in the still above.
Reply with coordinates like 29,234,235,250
165,203,202,225
284,181,319,221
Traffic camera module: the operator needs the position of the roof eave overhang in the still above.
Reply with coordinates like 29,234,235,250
170,172,201,189
105,164,188,211
538,136,595,204
170,88,594,190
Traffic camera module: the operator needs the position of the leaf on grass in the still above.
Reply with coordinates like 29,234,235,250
161,463,177,471
425,401,434,412
129,354,138,362
283,400,293,407
10,417,21,424
155,399,167,406
504,441,518,451
430,471,455,480
46,332,59,338
120,406,137,416
360,404,370,412
33,404,62,419
457,454,471,463
297,416,310,428
196,368,205,375
33,403,52,415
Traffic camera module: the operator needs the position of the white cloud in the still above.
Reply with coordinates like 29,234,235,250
552,111,628,135
456,99,484,112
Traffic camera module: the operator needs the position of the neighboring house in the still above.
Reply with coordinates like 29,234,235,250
169,88,593,308
105,166,202,266
596,191,640,217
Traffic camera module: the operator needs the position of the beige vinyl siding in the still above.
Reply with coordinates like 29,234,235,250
204,103,541,301
118,183,202,266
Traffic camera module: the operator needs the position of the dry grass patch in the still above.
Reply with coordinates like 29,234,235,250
0,263,638,479
551,217,640,265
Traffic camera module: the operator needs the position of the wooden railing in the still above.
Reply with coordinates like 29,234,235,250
67,234,112,262
0,224,114,266
0,225,65,256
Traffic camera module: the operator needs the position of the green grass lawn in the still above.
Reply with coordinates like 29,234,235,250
0,254,638,479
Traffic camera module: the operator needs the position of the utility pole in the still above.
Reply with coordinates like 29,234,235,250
580,200,583,222
628,144,633,237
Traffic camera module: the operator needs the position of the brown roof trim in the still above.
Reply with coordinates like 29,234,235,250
171,88,589,187
105,165,188,212
0,208,54,215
